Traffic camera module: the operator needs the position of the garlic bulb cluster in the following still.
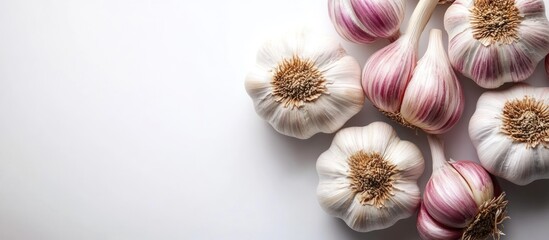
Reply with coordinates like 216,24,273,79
245,30,365,139
328,0,404,44
362,0,441,125
469,84,549,185
316,122,425,232
418,135,509,240
400,29,464,134
444,0,549,88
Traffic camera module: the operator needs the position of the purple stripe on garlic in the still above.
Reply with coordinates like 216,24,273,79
328,0,404,44
417,135,509,240
362,0,438,122
444,0,549,88
316,122,424,232
400,29,464,134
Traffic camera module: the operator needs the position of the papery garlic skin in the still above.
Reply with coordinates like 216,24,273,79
362,0,438,119
328,0,404,44
401,29,464,134
245,30,365,139
418,135,508,240
444,0,549,88
417,203,462,240
362,38,417,114
469,85,549,185
316,122,424,232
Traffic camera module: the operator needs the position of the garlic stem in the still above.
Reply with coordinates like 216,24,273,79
404,0,438,43
427,134,449,171
426,29,443,57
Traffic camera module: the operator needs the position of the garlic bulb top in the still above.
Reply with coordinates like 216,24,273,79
362,0,439,119
316,122,425,232
328,0,405,44
445,0,549,88
418,135,508,240
469,84,549,185
245,30,365,139
400,29,464,134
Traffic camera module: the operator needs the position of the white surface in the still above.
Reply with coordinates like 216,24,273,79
0,0,548,239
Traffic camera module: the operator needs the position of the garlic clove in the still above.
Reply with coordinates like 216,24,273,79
362,38,417,115
503,144,549,185
317,179,355,216
383,141,425,180
417,202,463,240
451,161,495,208
423,163,478,228
401,29,464,134
245,29,364,139
328,0,404,44
344,181,421,232
316,122,424,232
444,0,549,88
348,0,404,38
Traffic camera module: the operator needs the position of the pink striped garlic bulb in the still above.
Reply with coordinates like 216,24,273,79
362,0,439,120
417,135,509,240
400,29,464,134
328,0,405,44
444,0,549,88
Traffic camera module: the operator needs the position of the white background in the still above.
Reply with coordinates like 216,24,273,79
0,0,548,239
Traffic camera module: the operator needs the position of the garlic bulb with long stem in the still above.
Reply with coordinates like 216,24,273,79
362,0,438,121
418,135,509,240
400,29,464,134
245,29,364,139
469,84,549,185
316,122,424,232
328,0,404,44
444,0,549,88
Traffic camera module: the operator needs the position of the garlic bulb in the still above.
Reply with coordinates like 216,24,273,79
444,0,549,88
469,84,549,185
362,0,438,120
400,29,464,134
328,0,405,44
316,122,424,232
245,30,365,139
418,135,509,240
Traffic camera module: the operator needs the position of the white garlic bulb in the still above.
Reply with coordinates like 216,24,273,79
328,0,405,44
444,0,549,88
400,29,464,134
316,122,425,232
469,84,549,185
245,30,365,139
